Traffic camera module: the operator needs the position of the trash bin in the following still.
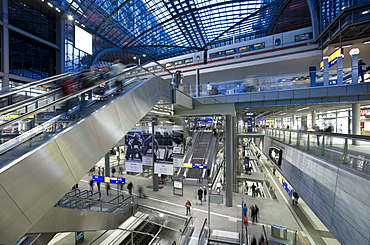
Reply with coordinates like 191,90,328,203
271,224,287,240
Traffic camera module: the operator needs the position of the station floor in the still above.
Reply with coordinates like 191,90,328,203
48,153,340,245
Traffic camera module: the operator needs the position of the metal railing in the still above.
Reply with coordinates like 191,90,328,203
266,128,370,177
55,195,134,213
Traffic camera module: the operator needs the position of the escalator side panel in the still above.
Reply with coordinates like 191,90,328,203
26,204,135,234
55,118,106,180
0,76,171,244
0,139,77,244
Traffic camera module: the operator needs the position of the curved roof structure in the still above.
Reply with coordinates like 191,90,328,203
51,0,312,63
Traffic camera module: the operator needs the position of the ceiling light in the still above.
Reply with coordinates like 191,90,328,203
296,107,309,112
363,40,370,44
67,15,73,20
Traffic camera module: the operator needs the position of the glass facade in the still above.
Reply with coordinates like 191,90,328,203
9,31,56,79
8,0,57,43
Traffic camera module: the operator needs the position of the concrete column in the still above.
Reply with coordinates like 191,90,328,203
104,152,110,177
311,111,316,129
337,55,344,85
291,115,295,130
56,13,65,73
323,57,329,86
152,118,159,191
195,69,200,97
352,103,361,145
225,115,235,207
1,0,10,92
351,53,359,84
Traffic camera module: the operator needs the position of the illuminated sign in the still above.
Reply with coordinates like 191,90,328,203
349,48,360,56
0,115,34,119
182,163,207,168
193,163,207,169
320,48,342,70
92,175,125,184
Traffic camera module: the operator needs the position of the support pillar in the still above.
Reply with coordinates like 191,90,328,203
337,55,344,85
291,115,295,130
311,111,316,128
323,57,329,86
225,115,235,207
1,0,10,92
152,118,159,191
351,52,359,84
352,103,361,145
195,69,200,97
104,153,110,177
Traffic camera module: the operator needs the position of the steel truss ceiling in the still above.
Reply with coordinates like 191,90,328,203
50,0,285,60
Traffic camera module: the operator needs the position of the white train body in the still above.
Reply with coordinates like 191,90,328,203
128,27,316,80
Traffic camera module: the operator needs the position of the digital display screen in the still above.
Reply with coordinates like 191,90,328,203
269,147,282,166
75,26,92,55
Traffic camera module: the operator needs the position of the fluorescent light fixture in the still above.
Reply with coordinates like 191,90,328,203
363,40,370,44
296,107,309,112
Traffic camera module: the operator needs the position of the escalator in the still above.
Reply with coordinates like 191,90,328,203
186,131,217,179
0,68,172,244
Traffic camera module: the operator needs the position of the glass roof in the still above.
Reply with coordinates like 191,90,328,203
51,0,285,60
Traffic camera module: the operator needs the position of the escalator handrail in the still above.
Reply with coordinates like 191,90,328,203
0,88,62,115
0,71,78,99
0,76,144,155
0,75,143,130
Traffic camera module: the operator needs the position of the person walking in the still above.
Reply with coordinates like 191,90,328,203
89,179,94,192
254,204,259,222
111,166,116,177
251,183,257,197
127,182,133,195
197,187,203,205
185,200,192,215
106,183,110,196
293,191,300,205
358,58,366,82
97,181,101,200
251,205,258,223
203,186,207,202
243,203,248,217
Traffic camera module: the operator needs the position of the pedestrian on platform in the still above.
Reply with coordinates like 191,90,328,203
203,186,207,202
127,182,133,195
111,166,116,177
185,200,192,215
243,203,248,217
259,235,266,245
89,179,94,192
197,187,203,204
251,236,257,245
106,183,110,196
251,183,257,197
97,182,101,200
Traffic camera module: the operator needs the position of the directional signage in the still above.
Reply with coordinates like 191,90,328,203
193,163,207,169
109,177,125,184
182,163,207,168
92,175,125,184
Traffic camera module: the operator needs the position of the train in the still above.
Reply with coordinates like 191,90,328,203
126,27,316,79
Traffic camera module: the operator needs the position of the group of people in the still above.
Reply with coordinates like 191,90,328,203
197,186,208,204
245,182,261,197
